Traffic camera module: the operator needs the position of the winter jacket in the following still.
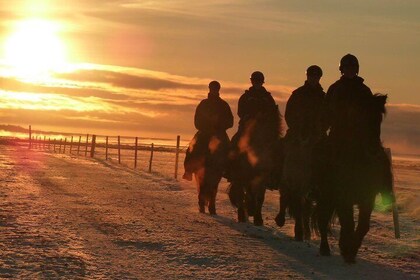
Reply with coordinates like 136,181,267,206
237,86,277,131
285,81,325,140
194,91,233,135
324,76,373,143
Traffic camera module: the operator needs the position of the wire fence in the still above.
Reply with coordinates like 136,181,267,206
27,126,190,179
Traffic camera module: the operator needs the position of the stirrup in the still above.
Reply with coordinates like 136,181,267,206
182,172,193,181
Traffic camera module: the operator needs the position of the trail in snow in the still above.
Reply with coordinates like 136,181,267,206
0,144,418,279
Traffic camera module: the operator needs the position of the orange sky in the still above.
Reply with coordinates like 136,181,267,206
0,1,419,154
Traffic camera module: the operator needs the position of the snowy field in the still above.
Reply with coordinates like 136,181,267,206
0,143,418,279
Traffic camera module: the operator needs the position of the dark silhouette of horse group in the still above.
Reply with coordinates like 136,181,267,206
193,93,391,263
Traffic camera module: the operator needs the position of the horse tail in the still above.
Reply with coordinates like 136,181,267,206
310,202,336,236
227,183,243,209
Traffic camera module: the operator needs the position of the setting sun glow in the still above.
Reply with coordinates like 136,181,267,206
3,19,68,80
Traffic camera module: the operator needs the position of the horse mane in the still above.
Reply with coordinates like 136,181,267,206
373,93,387,115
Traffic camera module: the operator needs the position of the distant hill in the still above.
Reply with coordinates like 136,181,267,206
0,124,73,136
0,124,28,133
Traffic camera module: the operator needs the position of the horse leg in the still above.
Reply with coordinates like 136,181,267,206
236,184,247,223
354,199,374,256
208,183,219,216
303,198,312,241
198,191,205,213
245,190,256,217
275,189,288,227
318,198,334,256
337,204,356,263
253,187,266,226
292,195,304,241
195,172,205,213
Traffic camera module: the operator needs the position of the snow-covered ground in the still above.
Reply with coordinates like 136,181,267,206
0,144,418,279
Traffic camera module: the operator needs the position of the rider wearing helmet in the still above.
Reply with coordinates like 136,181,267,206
323,54,393,204
285,65,325,141
323,54,373,142
236,71,277,131
224,71,280,182
183,81,234,181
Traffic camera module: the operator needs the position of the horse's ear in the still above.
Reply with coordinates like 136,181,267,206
374,93,387,114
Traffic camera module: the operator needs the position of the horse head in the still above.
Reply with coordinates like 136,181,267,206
364,93,387,150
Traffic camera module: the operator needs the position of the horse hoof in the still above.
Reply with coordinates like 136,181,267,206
342,255,356,264
275,214,285,227
199,206,205,213
294,236,304,242
254,218,263,226
320,248,331,256
209,209,217,216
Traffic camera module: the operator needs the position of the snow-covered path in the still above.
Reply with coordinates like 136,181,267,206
0,145,418,279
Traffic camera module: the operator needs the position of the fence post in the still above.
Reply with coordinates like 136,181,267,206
90,135,96,158
59,138,62,153
43,136,46,150
48,137,51,150
53,138,56,152
105,136,109,160
118,136,121,164
385,148,400,239
134,137,138,168
63,138,67,153
85,134,89,157
70,136,73,154
149,143,154,173
77,136,81,155
28,125,32,149
174,135,180,179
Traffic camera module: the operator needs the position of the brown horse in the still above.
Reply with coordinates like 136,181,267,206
275,136,315,241
314,94,393,263
228,106,282,225
186,132,230,215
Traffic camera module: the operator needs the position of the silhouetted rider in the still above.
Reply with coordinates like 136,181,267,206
237,71,277,133
225,71,280,182
324,54,374,144
183,81,233,181
323,54,393,203
285,65,325,141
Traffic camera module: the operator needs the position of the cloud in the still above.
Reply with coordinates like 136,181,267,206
0,63,242,138
1,62,419,155
54,69,206,91
381,104,420,154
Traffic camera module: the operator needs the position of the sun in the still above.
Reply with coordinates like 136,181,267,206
3,19,68,80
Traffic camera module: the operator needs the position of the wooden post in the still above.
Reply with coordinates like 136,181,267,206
385,148,400,239
70,136,73,154
48,137,51,150
59,138,62,153
134,137,138,168
63,138,67,153
90,135,96,158
28,125,32,149
118,136,121,164
43,136,46,150
105,136,109,160
53,138,56,152
77,136,81,155
85,134,89,157
149,143,154,173
174,135,180,179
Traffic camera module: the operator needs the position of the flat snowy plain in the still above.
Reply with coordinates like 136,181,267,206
0,144,418,279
